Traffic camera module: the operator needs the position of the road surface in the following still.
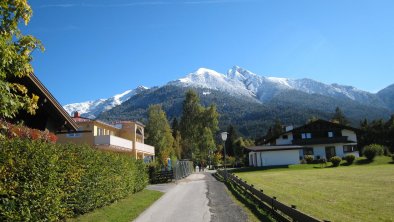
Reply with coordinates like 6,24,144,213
134,172,248,222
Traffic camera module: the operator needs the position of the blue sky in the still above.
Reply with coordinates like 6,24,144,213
25,0,394,104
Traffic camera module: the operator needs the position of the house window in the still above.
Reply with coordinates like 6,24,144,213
343,145,356,153
303,147,314,155
302,133,312,139
97,127,104,136
328,132,333,138
282,135,288,139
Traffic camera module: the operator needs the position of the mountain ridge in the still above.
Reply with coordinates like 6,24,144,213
98,85,389,137
63,86,148,118
63,66,394,125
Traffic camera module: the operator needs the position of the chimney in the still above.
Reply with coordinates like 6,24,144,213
285,125,294,132
73,111,80,118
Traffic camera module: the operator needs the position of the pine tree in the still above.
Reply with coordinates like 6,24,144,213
331,107,349,125
179,90,219,161
199,127,216,162
173,130,182,159
180,90,202,159
225,125,237,157
171,117,179,137
201,104,219,134
266,119,283,139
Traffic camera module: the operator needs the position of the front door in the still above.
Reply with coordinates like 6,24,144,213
325,146,336,160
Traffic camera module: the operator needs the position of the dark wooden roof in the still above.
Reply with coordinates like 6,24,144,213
290,119,359,134
263,119,359,145
10,73,78,132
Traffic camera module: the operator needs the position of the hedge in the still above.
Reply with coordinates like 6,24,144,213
0,119,57,142
0,139,148,221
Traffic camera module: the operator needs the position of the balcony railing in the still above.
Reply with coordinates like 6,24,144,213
292,136,351,145
94,135,133,150
136,142,155,155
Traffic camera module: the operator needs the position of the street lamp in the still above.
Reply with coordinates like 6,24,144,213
221,132,228,180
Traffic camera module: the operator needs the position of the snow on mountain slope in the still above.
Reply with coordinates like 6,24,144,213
168,65,383,105
63,66,389,119
226,66,384,105
63,86,148,118
168,68,255,98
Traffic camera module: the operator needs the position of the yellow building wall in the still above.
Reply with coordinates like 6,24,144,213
57,122,95,146
56,120,153,159
57,121,119,146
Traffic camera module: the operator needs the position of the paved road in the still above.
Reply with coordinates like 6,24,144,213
134,172,248,222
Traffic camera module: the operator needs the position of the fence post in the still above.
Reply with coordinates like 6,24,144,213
272,196,277,213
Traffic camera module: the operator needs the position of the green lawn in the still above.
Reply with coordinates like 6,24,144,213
68,189,163,222
234,156,394,222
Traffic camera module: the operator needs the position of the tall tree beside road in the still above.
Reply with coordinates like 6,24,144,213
0,1,44,118
180,90,219,160
180,90,202,159
199,127,216,163
145,105,174,165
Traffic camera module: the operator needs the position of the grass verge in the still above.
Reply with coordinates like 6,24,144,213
235,156,394,222
68,189,163,222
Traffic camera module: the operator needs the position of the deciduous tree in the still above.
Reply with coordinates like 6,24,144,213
0,1,44,118
145,105,174,165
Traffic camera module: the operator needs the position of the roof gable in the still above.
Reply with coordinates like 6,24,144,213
10,73,78,132
262,119,359,145
291,119,358,133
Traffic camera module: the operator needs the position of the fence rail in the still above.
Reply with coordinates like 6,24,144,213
217,170,325,222
173,160,194,180
150,170,174,184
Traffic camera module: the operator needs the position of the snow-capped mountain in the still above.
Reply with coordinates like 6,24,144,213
169,66,385,107
63,86,148,118
63,66,392,120
168,68,256,98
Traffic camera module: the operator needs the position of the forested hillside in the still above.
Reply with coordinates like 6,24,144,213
98,85,390,138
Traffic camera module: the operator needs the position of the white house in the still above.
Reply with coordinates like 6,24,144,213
248,119,360,167
248,145,303,167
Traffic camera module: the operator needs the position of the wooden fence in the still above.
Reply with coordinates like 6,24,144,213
217,170,327,222
150,170,174,184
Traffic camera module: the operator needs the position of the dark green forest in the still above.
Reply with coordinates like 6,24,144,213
98,85,390,138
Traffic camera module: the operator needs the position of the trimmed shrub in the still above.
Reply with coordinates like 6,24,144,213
344,154,355,164
363,144,384,161
0,119,57,142
330,156,342,167
304,155,314,164
0,139,148,221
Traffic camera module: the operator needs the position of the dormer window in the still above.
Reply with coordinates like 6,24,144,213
328,132,333,138
282,135,288,139
301,133,312,139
